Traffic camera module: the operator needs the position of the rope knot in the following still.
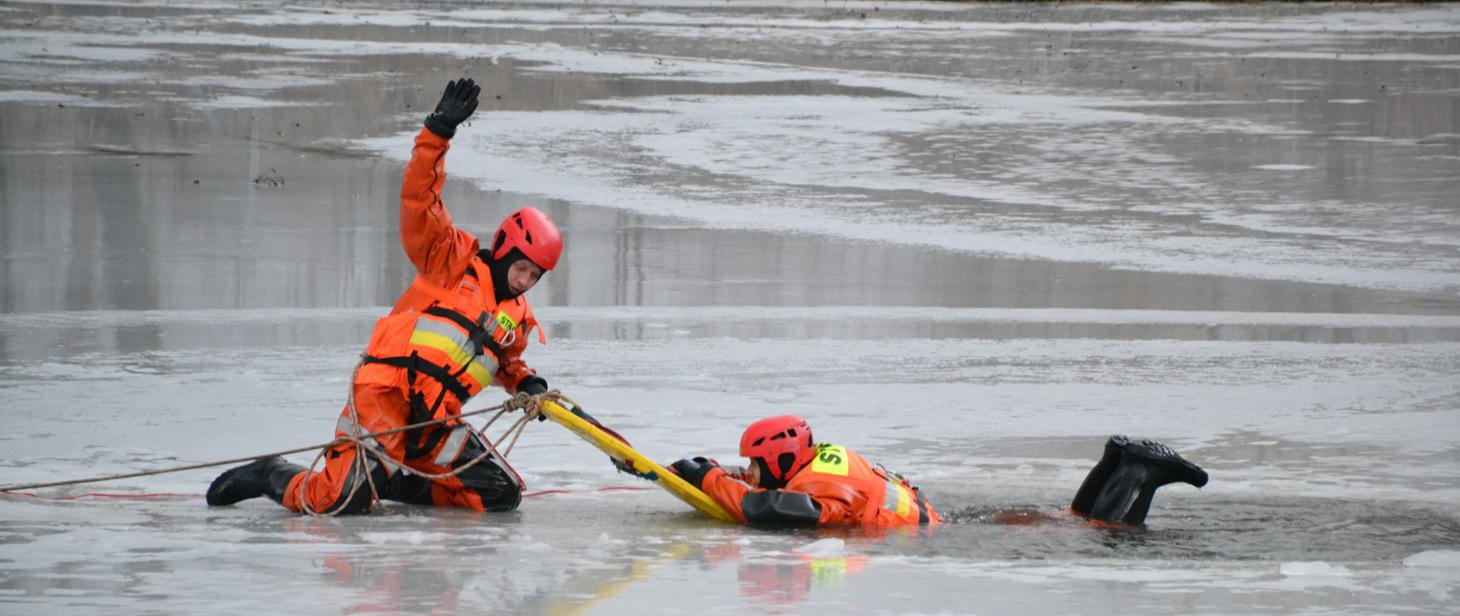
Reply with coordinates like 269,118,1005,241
503,389,563,422
504,391,535,420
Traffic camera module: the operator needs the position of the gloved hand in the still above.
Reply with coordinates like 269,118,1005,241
669,456,718,490
517,375,548,396
720,464,750,482
423,78,481,139
516,375,549,420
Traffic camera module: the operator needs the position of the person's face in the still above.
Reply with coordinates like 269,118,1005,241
745,459,762,487
507,259,545,296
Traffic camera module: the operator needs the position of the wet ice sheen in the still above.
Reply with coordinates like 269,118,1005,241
2,0,1459,615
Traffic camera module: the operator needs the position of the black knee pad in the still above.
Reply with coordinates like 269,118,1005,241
455,436,522,512
461,455,522,512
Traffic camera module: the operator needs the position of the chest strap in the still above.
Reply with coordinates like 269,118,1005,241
362,353,473,403
361,351,467,460
422,305,504,360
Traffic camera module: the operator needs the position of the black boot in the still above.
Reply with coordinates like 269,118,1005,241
1082,436,1208,526
1070,435,1126,517
262,458,306,504
206,456,305,507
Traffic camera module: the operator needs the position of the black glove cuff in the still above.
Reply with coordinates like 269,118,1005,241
672,458,716,490
517,375,548,396
424,113,456,139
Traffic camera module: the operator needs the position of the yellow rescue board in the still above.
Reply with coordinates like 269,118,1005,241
538,399,736,523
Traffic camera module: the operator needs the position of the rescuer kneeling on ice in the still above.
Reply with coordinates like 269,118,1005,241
671,416,1209,527
206,78,563,515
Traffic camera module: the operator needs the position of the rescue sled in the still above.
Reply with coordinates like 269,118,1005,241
538,399,736,523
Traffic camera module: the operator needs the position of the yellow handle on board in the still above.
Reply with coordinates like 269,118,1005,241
537,399,736,523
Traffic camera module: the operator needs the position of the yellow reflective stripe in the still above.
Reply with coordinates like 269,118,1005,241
470,354,497,387
409,328,493,387
883,480,911,518
413,315,473,346
810,444,850,476
413,315,499,386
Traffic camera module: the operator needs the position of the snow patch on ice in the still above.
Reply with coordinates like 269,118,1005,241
0,90,109,106
193,95,308,109
1405,550,1460,568
1253,164,1314,171
1280,561,1352,577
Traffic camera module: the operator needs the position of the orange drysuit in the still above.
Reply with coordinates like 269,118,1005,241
281,127,542,515
698,444,939,527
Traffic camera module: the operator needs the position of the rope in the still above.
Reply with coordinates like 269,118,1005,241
299,359,379,516
293,365,576,516
3,486,655,502
0,377,565,497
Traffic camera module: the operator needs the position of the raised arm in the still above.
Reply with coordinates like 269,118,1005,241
399,79,483,289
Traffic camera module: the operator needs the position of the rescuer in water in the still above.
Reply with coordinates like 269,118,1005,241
671,415,1208,528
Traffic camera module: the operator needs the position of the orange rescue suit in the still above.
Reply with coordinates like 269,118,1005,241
359,127,542,403
281,127,541,515
699,444,940,527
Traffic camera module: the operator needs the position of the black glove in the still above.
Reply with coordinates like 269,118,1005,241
423,78,480,139
516,375,549,420
669,457,718,490
517,375,548,396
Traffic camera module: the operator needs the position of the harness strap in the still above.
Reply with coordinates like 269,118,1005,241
915,487,931,525
362,350,483,461
370,266,506,461
423,305,504,360
362,354,473,402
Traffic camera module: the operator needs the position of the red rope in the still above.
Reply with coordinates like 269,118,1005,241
3,491,193,501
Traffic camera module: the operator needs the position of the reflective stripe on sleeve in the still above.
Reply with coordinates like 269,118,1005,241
883,480,911,518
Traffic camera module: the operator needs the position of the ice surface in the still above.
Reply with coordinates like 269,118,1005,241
2,0,1458,614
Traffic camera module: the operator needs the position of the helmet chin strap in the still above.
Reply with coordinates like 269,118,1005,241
752,457,788,490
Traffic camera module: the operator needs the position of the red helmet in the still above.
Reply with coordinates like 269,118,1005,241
490,207,562,271
739,415,815,483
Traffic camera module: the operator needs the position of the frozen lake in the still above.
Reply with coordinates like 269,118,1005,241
3,0,1459,613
